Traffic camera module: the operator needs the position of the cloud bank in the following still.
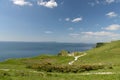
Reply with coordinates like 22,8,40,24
105,24,120,30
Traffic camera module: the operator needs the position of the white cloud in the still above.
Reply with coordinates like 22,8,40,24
88,0,100,7
81,31,120,42
37,0,58,8
106,12,118,18
68,27,74,30
68,31,120,43
105,0,115,4
82,31,119,37
65,18,70,21
11,0,32,6
71,17,83,23
104,24,120,30
65,17,83,23
69,33,80,37
70,31,119,37
88,0,120,7
44,31,53,34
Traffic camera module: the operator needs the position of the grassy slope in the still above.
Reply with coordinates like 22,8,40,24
75,40,120,65
0,55,74,70
0,40,120,80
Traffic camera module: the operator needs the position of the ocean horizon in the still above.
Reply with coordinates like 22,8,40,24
0,42,95,61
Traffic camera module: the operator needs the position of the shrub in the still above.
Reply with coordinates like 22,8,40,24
96,43,105,48
58,50,69,56
27,63,106,73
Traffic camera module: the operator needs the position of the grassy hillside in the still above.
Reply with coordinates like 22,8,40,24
74,40,120,65
0,40,120,80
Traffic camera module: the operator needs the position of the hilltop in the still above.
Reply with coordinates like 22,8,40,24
0,40,120,80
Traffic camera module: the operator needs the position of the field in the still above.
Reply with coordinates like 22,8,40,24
0,40,120,80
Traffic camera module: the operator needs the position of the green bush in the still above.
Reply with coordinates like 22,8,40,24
96,43,105,48
58,50,69,56
27,63,106,73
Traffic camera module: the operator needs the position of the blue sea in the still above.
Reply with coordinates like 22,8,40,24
0,42,95,61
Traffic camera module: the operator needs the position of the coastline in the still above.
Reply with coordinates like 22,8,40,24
0,42,95,62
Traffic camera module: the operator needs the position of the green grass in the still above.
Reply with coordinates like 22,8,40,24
75,40,120,65
0,55,74,70
0,40,120,79
0,70,120,80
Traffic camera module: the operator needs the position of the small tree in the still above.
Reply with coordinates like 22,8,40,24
96,43,105,48
58,50,69,56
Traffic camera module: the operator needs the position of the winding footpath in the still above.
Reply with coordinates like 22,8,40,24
68,53,87,65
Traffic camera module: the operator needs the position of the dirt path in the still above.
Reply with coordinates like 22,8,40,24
0,69,10,71
68,53,87,65
81,72,115,75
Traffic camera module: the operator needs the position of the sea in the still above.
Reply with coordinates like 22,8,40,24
0,42,95,61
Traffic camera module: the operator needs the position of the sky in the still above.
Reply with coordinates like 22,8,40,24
0,0,120,43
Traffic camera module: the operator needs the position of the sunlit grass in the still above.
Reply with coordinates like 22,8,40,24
0,40,120,79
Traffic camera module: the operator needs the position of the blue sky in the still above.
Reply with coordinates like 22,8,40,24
0,0,120,43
